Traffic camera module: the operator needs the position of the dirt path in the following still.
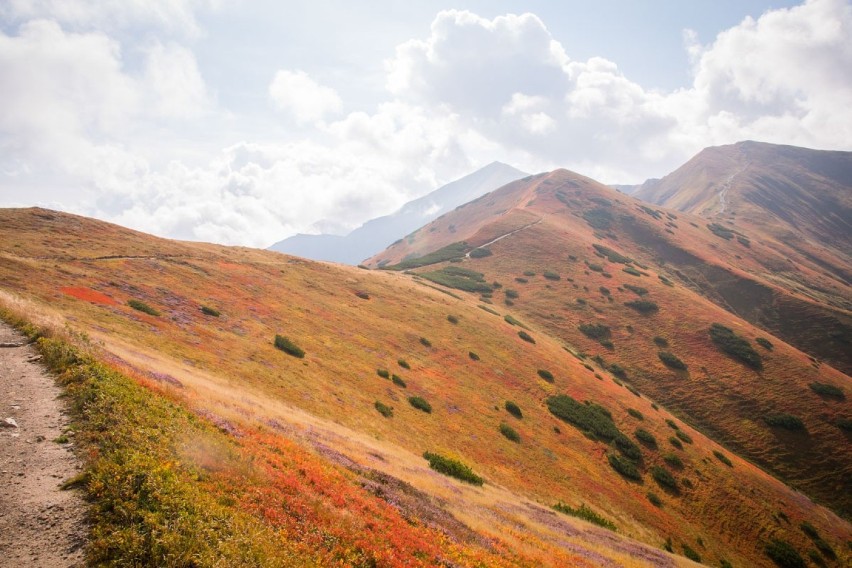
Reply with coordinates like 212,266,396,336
0,322,86,567
464,219,542,258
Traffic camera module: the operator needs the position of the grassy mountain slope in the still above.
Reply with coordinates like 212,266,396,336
2,207,849,567
365,169,852,520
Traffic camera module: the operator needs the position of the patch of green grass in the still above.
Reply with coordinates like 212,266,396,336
389,241,469,269
765,538,805,568
200,305,220,317
409,396,432,413
499,423,520,443
713,450,733,467
517,331,536,344
809,382,844,400
709,323,762,369
374,401,393,418
127,299,160,316
422,452,483,486
624,300,658,314
537,369,554,383
658,351,686,370
505,401,522,419
419,266,492,293
553,502,616,531
273,334,305,358
765,414,806,432
53,434,70,444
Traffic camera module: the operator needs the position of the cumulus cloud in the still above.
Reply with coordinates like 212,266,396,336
1,1,850,248
268,70,343,124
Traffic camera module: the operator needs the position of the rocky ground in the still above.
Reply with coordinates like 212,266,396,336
0,322,86,567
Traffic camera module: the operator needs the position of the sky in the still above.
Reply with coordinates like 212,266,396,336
1,0,850,247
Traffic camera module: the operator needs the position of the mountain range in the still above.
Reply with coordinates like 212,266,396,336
268,161,527,264
0,140,849,567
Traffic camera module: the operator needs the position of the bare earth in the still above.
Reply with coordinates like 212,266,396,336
0,322,86,567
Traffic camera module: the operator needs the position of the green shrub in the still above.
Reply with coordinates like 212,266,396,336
765,414,805,432
713,450,733,467
709,323,762,369
469,351,480,361
273,335,305,358
658,351,686,370
800,521,819,540
377,368,390,379
390,241,469,269
587,262,604,272
614,433,642,461
627,408,644,420
505,289,519,299
624,300,658,314
608,363,627,379
505,401,522,419
592,244,632,264
765,539,805,568
391,374,407,388
624,284,648,296
663,453,683,469
653,336,669,348
128,299,160,316
354,290,370,300
669,437,683,450
608,453,642,480
809,382,844,399
553,502,616,531
200,305,220,317
547,395,618,441
622,266,643,277
537,369,555,383
503,315,529,329
578,323,611,340
422,452,483,486
469,247,492,258
682,544,701,563
420,265,492,292
499,423,520,443
409,396,432,413
419,337,432,348
665,419,679,430
397,358,410,369
756,337,773,350
515,277,528,283
374,401,393,418
837,418,852,431
647,492,662,507
707,223,734,240
635,428,657,448
518,331,535,344
583,208,613,230
720,559,733,568
599,286,610,296
651,466,679,492
675,430,693,444
659,275,674,286
543,271,561,281
447,315,459,324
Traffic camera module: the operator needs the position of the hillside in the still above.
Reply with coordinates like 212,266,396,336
1,207,849,567
365,169,852,520
269,162,526,264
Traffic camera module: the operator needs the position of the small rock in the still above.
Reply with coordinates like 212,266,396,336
1,417,19,428
35,435,45,442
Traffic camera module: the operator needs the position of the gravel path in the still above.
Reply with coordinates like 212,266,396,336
0,322,86,567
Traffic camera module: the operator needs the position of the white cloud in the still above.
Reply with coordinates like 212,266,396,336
144,42,213,119
268,70,343,124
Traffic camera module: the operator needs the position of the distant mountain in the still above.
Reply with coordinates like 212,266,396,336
268,161,527,264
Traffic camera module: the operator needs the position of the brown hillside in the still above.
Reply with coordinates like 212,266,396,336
366,169,852,520
1,207,849,567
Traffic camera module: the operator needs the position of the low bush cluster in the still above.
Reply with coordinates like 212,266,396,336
709,323,762,369
543,271,561,281
505,401,522,419
634,428,657,448
658,351,686,370
547,395,641,460
499,423,520,443
200,305,220,317
607,453,641,480
274,335,305,358
578,323,611,340
420,265,492,292
624,300,658,313
422,452,483,486
809,382,844,399
128,299,160,316
537,369,554,383
713,450,733,467
553,502,616,530
469,247,492,258
764,414,806,432
650,465,679,493
765,538,805,568
409,396,432,413
374,401,393,417
518,331,536,344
